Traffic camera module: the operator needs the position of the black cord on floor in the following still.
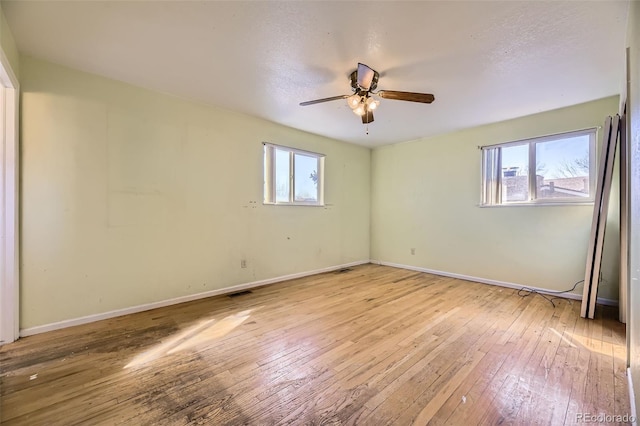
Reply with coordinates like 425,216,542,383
517,280,584,308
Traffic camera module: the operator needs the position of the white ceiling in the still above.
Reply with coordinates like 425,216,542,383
3,1,629,147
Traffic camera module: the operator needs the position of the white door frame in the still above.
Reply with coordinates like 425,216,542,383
0,46,19,345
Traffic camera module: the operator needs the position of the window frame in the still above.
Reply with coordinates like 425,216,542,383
480,128,597,207
263,142,325,206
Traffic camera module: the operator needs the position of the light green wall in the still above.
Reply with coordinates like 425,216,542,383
626,0,640,411
371,96,620,301
20,56,371,329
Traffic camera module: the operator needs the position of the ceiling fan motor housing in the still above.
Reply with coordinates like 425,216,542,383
350,69,379,92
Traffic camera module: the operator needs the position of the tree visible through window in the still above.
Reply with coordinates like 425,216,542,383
264,143,324,205
481,129,596,205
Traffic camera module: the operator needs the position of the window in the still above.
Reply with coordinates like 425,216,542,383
263,143,324,205
481,129,596,206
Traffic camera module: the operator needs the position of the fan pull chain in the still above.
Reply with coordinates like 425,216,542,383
366,123,369,135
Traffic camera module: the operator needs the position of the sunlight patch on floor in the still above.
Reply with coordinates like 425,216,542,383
559,328,625,361
549,327,577,348
124,309,253,369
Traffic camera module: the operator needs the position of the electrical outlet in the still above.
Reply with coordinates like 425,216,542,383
241,260,247,268
410,248,415,255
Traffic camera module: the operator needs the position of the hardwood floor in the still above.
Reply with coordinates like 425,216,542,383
0,264,629,425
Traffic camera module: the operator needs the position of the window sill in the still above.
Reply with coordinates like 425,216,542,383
478,201,594,208
263,202,325,207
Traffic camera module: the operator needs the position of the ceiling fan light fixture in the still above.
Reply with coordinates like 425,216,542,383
347,94,361,109
366,97,379,111
353,104,366,116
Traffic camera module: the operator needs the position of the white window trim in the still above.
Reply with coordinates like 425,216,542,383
480,128,597,207
263,142,325,206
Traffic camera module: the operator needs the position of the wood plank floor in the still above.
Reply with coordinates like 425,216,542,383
0,264,629,425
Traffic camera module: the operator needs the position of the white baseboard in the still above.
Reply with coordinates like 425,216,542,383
19,260,370,337
371,260,619,307
629,368,638,425
20,259,619,337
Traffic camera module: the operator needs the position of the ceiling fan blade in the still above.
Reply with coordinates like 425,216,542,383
357,63,376,91
361,110,374,124
378,90,435,104
299,95,349,106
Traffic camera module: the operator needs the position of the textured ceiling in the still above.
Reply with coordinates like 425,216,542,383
3,1,629,147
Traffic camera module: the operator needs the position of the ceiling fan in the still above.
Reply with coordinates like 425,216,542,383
299,63,435,124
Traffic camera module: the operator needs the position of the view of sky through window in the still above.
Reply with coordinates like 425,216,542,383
500,134,591,201
294,154,318,202
536,135,590,179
